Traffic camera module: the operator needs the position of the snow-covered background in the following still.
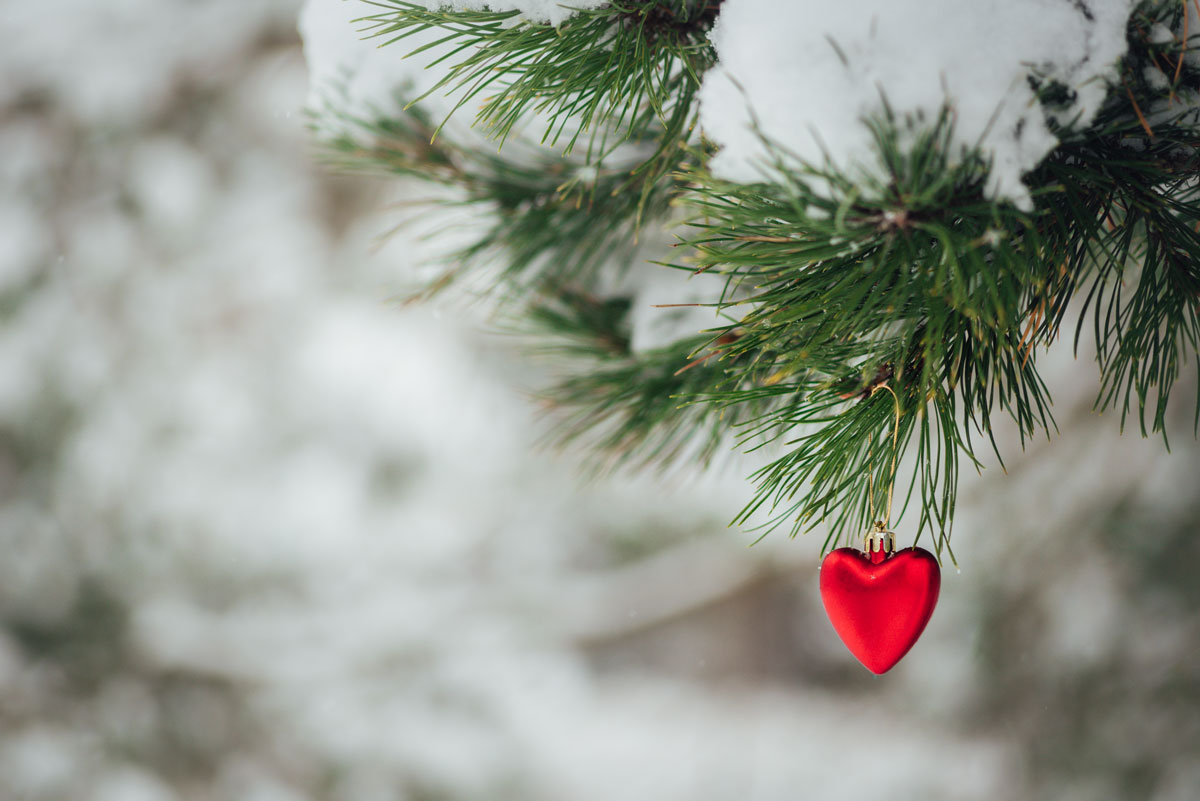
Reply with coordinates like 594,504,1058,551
0,2,1198,801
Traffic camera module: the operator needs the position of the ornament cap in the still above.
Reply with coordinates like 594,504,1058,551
864,521,895,558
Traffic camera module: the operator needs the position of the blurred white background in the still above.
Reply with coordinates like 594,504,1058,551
1,3,1198,800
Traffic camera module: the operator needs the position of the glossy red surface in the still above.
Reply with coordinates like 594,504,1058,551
818,546,941,674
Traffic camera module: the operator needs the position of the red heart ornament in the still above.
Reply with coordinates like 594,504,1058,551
819,546,941,674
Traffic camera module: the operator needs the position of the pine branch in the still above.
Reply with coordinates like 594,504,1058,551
357,0,719,188
311,0,1200,555
639,3,1200,549
318,98,694,287
526,286,767,471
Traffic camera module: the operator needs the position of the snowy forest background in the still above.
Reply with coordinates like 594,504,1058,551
1,2,1199,800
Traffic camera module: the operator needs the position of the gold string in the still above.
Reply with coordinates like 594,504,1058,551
867,383,902,527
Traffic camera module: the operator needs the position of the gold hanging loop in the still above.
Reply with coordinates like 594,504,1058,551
866,382,902,539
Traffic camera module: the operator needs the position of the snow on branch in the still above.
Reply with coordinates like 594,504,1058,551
698,0,1137,210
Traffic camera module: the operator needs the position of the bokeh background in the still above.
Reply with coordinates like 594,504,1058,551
1,3,1199,800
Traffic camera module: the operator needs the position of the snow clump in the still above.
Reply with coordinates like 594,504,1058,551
699,0,1138,211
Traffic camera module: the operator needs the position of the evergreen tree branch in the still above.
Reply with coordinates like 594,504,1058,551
357,0,719,190
318,98,694,287
311,0,1200,555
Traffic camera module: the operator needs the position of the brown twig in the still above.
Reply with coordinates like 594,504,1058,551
1125,80,1156,140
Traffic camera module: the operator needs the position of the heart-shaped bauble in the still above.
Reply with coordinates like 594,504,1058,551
819,546,940,674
